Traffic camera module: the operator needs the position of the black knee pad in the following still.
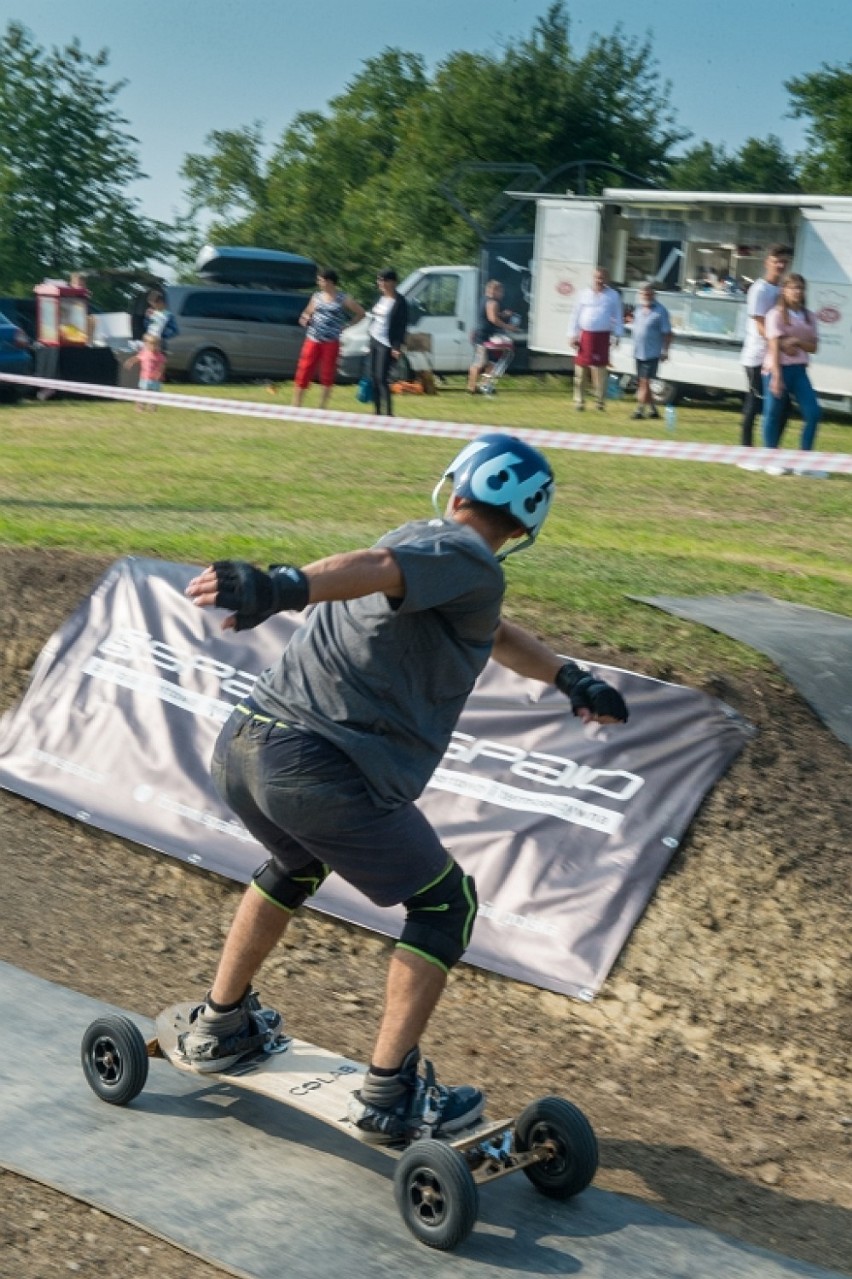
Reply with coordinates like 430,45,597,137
397,859,478,973
252,857,329,914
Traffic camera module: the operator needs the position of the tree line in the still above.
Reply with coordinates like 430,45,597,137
0,4,850,305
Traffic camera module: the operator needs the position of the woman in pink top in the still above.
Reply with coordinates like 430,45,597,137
761,273,820,451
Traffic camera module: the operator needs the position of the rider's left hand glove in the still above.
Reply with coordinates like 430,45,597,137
555,661,629,722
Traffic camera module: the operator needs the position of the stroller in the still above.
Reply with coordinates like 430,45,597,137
404,331,438,394
478,333,515,395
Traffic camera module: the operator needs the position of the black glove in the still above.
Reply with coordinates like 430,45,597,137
212,560,310,631
555,661,629,722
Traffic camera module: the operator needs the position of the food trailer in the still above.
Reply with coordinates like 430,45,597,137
525,190,852,408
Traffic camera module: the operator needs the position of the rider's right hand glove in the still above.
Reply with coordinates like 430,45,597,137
555,661,629,722
212,560,310,631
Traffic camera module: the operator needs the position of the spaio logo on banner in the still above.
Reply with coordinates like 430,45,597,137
0,558,752,998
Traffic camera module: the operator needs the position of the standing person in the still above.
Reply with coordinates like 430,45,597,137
739,244,792,452
368,268,408,417
181,433,628,1142
124,333,166,411
762,273,822,469
630,282,672,421
467,279,517,393
292,268,365,409
143,289,178,352
569,268,623,411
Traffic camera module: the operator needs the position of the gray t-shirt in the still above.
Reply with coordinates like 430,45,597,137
251,518,505,808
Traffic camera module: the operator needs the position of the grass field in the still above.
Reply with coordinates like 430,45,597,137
1,377,849,676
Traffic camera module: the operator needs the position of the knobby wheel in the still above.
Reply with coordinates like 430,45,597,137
393,1139,478,1250
515,1096,599,1199
81,1015,149,1106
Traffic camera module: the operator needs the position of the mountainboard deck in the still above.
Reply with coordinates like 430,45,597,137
81,1003,599,1250
156,1001,372,1133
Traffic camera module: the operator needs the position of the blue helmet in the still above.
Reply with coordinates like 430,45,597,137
432,432,555,558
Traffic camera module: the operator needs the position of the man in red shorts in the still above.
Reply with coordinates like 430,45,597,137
569,267,624,411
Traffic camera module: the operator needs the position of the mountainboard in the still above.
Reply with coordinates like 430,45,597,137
81,1006,599,1251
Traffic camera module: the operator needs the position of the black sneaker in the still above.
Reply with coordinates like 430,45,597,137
648,407,661,420
179,990,282,1073
631,409,645,420
348,1047,485,1144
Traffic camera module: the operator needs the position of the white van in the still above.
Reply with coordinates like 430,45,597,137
339,263,571,380
340,266,481,379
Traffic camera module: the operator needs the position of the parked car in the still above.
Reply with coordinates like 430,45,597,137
130,285,311,385
0,296,37,342
0,308,33,401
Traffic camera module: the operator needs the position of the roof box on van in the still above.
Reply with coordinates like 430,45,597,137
195,245,317,291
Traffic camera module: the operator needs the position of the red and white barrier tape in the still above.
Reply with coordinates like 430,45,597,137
2,372,851,473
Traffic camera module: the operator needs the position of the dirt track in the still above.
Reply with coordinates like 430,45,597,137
1,547,850,1277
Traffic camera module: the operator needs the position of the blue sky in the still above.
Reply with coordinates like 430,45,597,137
14,0,852,224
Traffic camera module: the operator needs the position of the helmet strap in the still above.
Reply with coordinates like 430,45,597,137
496,533,534,561
430,477,447,519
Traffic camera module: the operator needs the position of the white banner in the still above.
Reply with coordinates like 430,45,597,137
0,558,753,998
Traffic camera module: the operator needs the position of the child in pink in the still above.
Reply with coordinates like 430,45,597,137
125,333,167,411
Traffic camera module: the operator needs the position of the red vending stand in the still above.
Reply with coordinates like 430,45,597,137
34,281,91,347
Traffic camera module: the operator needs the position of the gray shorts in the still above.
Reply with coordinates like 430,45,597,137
211,704,448,907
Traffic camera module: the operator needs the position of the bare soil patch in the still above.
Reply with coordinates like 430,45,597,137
1,547,850,1277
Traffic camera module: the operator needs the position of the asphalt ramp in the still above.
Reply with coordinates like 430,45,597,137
0,962,845,1279
631,592,852,750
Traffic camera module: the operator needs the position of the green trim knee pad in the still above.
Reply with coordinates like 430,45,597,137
252,857,330,914
397,859,478,973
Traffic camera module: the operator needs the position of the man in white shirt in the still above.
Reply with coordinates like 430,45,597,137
569,268,624,410
739,244,791,448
